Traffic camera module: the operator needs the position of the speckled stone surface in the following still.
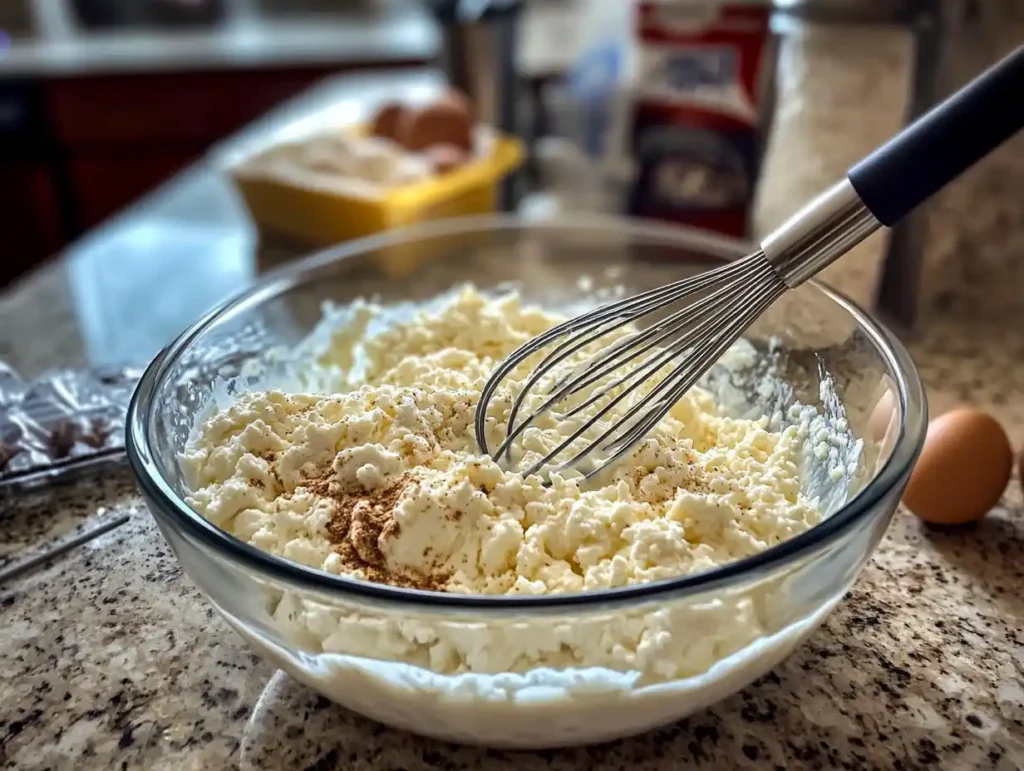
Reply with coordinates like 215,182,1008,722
0,470,136,571
3,494,1022,769
3,14,1024,771
1,513,274,771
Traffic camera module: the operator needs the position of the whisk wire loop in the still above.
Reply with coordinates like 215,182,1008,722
475,251,787,479
498,258,755,446
520,263,786,478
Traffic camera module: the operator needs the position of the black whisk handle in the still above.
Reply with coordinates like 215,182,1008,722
848,44,1024,227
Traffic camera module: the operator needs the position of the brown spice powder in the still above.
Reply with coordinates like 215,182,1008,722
305,472,450,591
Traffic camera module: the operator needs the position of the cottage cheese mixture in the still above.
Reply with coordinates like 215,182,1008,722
183,287,832,683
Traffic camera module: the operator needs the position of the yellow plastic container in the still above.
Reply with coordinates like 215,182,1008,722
229,132,525,277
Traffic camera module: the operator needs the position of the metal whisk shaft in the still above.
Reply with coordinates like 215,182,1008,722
473,179,884,481
477,251,788,479
475,46,1024,479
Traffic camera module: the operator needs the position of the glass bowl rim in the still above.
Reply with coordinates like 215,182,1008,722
126,214,927,613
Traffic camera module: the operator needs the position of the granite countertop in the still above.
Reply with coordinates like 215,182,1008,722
3,12,1024,771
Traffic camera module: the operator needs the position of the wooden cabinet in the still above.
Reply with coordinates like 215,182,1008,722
0,60,427,285
46,68,332,146
45,67,339,233
67,146,203,228
0,162,65,286
0,80,68,282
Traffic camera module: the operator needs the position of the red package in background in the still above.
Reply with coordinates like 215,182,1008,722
627,1,776,239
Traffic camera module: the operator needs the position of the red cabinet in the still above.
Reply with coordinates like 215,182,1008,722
46,67,337,231
0,162,65,286
67,147,202,228
46,68,333,146
0,59,428,285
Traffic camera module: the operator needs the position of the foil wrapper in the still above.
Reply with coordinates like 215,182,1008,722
0,362,142,493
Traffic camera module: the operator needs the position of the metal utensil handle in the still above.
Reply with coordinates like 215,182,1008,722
763,44,1024,288
849,44,1024,227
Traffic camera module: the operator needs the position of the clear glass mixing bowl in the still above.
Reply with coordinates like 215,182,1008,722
126,216,926,749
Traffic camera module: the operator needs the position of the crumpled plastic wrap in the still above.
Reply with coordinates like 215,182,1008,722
0,361,142,492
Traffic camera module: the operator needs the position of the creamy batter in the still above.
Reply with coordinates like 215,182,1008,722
181,287,834,687
185,287,821,593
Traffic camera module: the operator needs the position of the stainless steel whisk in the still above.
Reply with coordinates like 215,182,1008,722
475,45,1024,479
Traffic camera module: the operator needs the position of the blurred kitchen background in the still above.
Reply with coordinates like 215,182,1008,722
0,0,1020,372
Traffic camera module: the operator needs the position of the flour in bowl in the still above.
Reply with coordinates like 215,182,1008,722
184,287,822,592
181,286,840,685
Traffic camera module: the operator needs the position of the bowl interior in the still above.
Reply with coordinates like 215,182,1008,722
141,216,917,573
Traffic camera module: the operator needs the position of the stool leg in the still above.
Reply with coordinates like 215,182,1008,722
875,0,958,328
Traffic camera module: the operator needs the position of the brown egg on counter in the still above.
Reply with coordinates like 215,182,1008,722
1019,442,1024,494
369,101,409,142
426,143,469,174
903,407,1013,526
398,97,474,153
435,87,475,120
